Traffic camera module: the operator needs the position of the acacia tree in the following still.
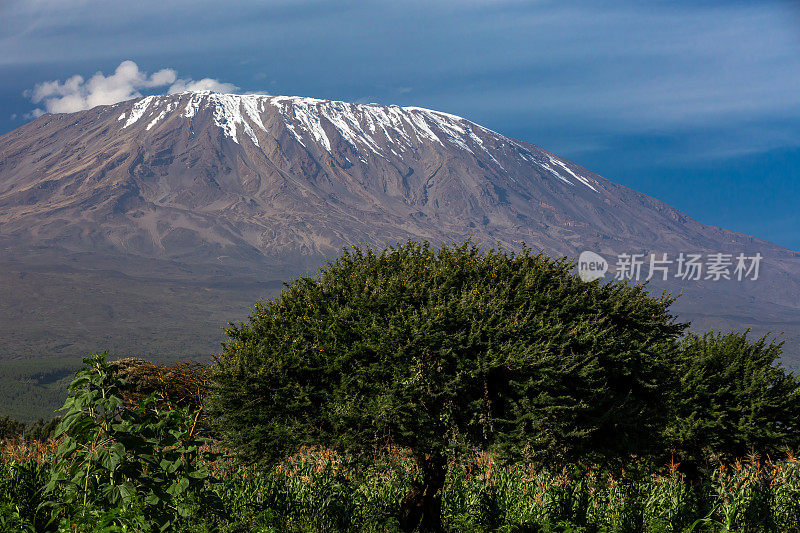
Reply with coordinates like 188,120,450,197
209,241,686,530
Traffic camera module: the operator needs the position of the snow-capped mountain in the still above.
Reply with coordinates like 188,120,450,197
0,91,762,261
1,92,798,362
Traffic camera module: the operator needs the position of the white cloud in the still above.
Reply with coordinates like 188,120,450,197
167,77,238,94
26,60,238,114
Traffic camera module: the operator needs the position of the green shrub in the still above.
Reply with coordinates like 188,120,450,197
670,331,800,460
42,352,220,531
0,415,25,441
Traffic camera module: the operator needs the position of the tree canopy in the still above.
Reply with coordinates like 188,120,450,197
209,241,688,529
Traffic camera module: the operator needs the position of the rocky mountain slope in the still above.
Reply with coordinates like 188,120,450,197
1,92,798,363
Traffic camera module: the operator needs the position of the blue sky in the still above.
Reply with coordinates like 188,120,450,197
1,0,799,250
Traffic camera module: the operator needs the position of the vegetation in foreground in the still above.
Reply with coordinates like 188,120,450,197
3,432,800,532
0,241,798,531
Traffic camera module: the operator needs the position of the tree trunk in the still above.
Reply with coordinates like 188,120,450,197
399,452,447,532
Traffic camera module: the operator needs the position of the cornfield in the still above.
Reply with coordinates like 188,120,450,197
1,439,799,532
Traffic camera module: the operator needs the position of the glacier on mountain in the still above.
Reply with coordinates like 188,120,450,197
117,91,598,192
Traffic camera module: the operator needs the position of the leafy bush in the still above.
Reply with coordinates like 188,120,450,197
670,331,800,460
210,240,687,530
42,352,220,531
0,415,24,441
0,415,59,443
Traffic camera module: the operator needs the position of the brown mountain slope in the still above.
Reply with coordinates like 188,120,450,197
1,91,798,364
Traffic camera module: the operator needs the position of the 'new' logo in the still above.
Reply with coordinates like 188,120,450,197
578,251,607,282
